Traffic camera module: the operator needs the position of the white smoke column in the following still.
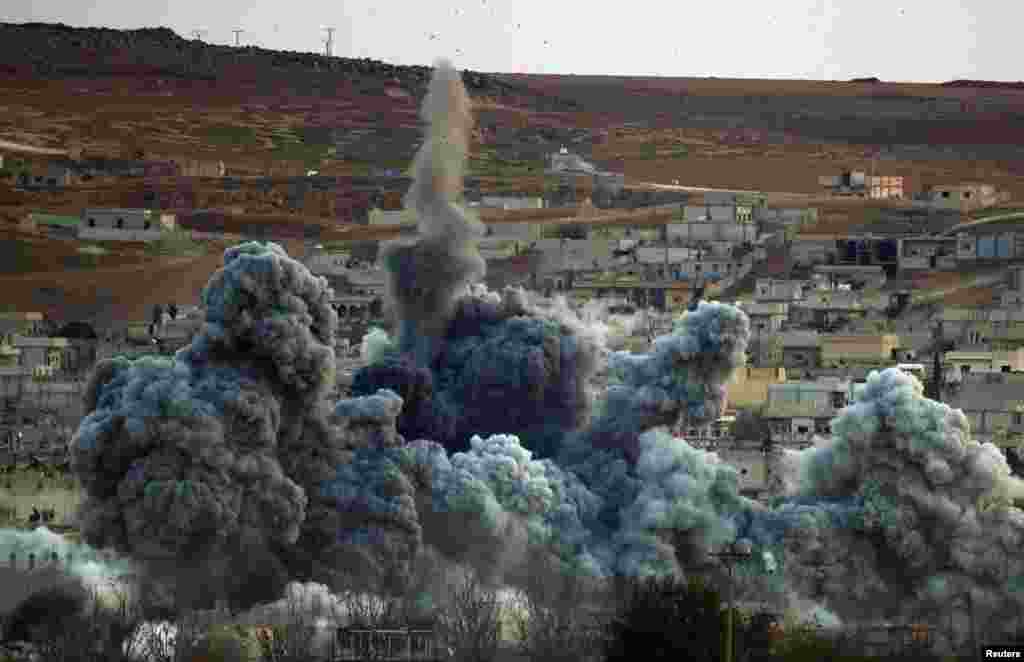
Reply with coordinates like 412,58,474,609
382,59,486,364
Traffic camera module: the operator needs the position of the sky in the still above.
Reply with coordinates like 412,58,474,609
7,0,1019,82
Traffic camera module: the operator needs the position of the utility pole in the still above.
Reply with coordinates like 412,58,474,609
323,27,336,57
232,28,245,47
966,590,979,659
191,29,206,41
709,541,753,662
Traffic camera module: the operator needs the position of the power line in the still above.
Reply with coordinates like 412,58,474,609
323,27,336,57
232,28,245,47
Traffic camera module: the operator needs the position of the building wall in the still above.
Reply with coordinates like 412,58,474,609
78,227,164,242
0,370,85,421
666,222,756,243
755,279,805,301
486,222,538,241
820,334,899,367
180,160,226,178
726,366,787,409
782,347,820,370
921,184,999,212
368,209,411,226
82,209,154,231
790,239,835,264
480,196,544,210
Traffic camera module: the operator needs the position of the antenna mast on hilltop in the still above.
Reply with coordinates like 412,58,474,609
232,28,245,46
323,27,336,57
191,29,207,41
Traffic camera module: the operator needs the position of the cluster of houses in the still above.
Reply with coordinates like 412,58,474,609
0,306,201,426
9,156,225,191
6,139,1024,499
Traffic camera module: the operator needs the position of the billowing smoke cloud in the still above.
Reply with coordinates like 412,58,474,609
759,369,1024,642
69,240,344,608
55,56,1024,651
354,285,603,458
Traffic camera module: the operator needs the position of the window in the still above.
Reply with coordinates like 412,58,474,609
797,426,809,435
116,218,124,229
941,191,950,199
964,191,971,199
1014,413,1023,426
88,218,96,227
144,221,151,230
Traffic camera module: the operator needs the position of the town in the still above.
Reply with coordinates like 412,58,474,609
3,17,1024,662
3,137,1022,507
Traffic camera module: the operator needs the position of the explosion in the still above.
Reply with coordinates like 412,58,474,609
40,58,1024,649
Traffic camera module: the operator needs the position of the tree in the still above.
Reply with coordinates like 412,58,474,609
437,565,503,662
604,575,725,662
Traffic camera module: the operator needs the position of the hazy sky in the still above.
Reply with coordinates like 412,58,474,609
9,0,1018,82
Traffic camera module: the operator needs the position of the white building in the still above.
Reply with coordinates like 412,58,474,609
480,195,544,210
78,208,170,241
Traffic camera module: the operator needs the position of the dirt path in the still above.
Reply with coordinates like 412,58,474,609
0,138,68,156
0,255,199,282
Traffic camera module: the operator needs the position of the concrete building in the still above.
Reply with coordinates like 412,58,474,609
743,302,789,333
755,279,807,303
898,236,959,270
79,208,171,241
0,313,46,338
944,372,1024,443
811,265,887,290
914,183,1002,212
666,221,757,244
820,334,900,369
547,146,595,174
368,208,413,226
479,195,544,210
779,331,821,372
180,159,226,178
938,306,1024,350
762,377,854,444
954,227,1023,262
944,348,1024,381
753,207,819,227
726,366,787,410
789,238,837,265
80,210,167,233
1003,266,1024,307
819,171,904,199
789,291,881,329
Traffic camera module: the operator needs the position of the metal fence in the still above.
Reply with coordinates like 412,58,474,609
2,547,117,572
333,628,447,662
